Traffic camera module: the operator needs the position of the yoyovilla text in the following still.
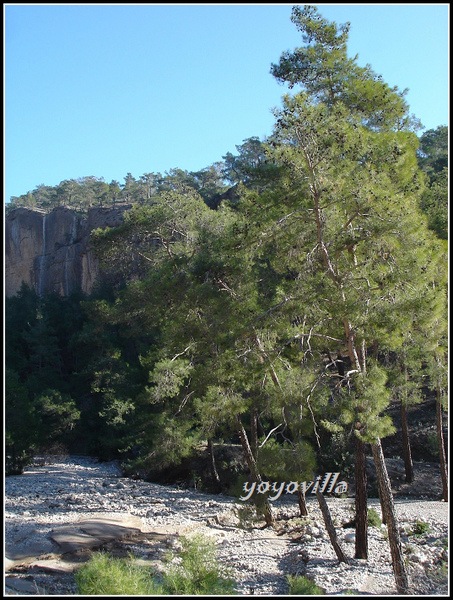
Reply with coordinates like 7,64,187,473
239,472,348,501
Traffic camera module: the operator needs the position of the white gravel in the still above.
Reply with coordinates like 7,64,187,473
5,456,449,595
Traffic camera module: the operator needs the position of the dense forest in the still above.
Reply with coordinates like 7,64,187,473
5,6,448,593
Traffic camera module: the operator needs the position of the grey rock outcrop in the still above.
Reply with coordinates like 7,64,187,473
5,205,131,297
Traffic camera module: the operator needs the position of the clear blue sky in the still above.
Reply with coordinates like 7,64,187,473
4,3,449,203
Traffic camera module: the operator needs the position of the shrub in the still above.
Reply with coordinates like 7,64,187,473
367,508,382,528
287,575,324,595
74,552,163,595
163,533,236,595
411,520,430,536
74,534,236,595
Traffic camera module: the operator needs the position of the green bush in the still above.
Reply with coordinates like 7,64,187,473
74,552,163,595
74,534,236,595
163,533,235,595
411,520,430,536
287,575,324,595
367,508,382,528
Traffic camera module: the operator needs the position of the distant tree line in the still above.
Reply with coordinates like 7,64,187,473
5,137,273,215
6,127,447,241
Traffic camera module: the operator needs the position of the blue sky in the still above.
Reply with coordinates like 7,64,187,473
4,3,449,203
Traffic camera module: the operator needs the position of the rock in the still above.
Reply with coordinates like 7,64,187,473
5,575,44,594
49,514,143,554
307,525,322,537
5,205,131,297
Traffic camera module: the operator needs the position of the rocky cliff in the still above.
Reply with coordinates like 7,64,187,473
5,205,131,297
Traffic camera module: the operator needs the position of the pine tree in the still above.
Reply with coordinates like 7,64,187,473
245,5,446,591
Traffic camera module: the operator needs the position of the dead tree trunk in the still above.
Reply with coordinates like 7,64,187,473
235,415,275,528
371,439,409,594
316,489,349,564
436,390,448,502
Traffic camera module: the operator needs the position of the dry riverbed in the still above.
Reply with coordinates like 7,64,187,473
4,456,449,595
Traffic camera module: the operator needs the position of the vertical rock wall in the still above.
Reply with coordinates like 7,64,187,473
5,205,131,298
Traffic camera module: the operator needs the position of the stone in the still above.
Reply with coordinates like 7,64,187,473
53,514,142,550
307,525,322,537
5,523,59,565
5,575,44,594
5,205,131,297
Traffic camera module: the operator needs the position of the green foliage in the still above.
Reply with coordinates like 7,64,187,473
257,437,315,483
7,167,228,215
222,136,279,189
425,431,439,455
5,368,39,474
74,552,164,595
75,535,236,596
418,125,448,176
147,358,194,404
418,126,448,239
35,389,80,448
271,5,414,130
163,534,236,595
410,520,431,536
367,508,382,528
286,574,324,595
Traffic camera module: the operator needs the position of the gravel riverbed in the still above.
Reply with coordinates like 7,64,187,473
4,456,449,595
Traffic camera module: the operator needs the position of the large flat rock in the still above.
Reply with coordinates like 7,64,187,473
5,513,144,571
50,514,143,554
5,522,59,564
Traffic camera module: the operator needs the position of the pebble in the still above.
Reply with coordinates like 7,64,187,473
5,456,449,596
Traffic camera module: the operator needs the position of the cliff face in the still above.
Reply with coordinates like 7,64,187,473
5,205,131,298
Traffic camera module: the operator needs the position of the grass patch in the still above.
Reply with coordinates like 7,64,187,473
367,508,382,528
74,552,164,595
287,575,324,595
163,533,235,595
75,533,236,595
410,520,430,536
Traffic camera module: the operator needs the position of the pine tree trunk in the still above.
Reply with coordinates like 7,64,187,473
235,415,275,527
297,489,309,516
316,489,349,564
401,400,414,483
207,438,221,492
376,475,387,525
355,434,368,559
371,439,409,594
250,409,258,459
436,390,448,502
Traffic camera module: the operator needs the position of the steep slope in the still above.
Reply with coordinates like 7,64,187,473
5,205,131,297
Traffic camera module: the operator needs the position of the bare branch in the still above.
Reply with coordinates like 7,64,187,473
170,345,194,362
259,423,284,448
